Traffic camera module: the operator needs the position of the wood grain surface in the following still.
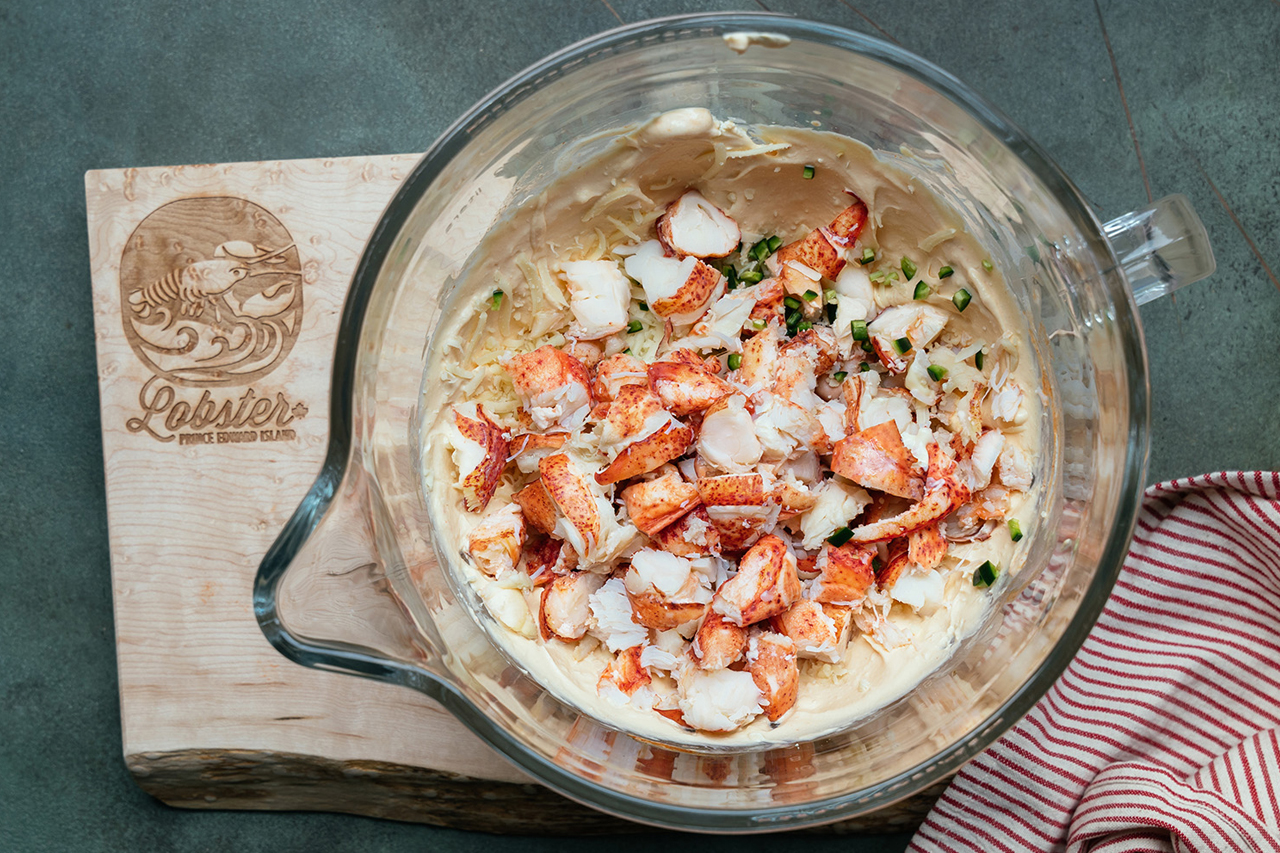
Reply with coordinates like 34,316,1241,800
84,154,943,833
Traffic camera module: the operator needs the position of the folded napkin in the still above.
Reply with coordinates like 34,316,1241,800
910,472,1280,853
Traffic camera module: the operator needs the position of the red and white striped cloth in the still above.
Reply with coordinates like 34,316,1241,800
911,472,1280,853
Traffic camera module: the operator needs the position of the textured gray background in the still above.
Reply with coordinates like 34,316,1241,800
2,0,1277,851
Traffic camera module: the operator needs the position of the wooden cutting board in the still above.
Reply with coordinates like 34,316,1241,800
84,153,943,834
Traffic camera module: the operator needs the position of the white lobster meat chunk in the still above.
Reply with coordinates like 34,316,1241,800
797,479,871,549
774,599,848,663
831,419,926,501
711,534,801,627
998,442,1034,490
675,657,764,732
867,304,949,374
848,443,971,543
595,383,695,485
774,198,869,297
538,453,637,566
624,548,712,630
683,289,757,353
697,394,762,473
810,542,876,607
656,189,741,259
541,571,608,640
598,645,655,707
623,240,725,325
888,566,946,612
620,468,701,536
559,259,632,340
746,631,798,722
968,429,1006,491
591,353,648,403
588,577,649,652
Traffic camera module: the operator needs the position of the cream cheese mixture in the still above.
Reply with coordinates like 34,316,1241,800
421,108,1039,746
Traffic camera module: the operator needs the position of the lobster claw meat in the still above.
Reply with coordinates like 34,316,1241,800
774,197,868,299
447,402,510,513
466,503,526,576
656,190,741,259
503,346,594,431
746,631,799,722
711,534,801,627
831,419,925,501
849,443,970,543
595,383,695,485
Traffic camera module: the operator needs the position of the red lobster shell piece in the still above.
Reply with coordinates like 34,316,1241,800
453,404,510,513
831,419,925,501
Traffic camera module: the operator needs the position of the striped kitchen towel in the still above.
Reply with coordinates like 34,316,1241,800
910,471,1280,853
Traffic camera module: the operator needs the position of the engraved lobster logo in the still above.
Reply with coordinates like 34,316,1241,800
119,196,305,387
128,241,297,327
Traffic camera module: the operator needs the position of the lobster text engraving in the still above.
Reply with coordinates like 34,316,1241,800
128,377,308,443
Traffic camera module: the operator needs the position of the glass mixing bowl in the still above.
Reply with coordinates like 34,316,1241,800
254,12,1214,832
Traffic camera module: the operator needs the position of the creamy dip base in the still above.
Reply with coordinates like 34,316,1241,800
421,109,1040,747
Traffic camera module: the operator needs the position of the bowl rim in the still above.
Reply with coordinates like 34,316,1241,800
254,10,1151,832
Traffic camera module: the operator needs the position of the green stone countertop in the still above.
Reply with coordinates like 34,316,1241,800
2,1,1277,851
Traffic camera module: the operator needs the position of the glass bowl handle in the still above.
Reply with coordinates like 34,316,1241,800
1103,193,1216,305
255,463,451,694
